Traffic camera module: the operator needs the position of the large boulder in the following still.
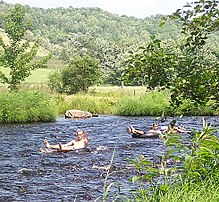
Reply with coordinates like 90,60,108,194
64,109,94,118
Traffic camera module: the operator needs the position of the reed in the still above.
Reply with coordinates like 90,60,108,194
0,91,57,123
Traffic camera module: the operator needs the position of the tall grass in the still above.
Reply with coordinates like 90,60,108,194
56,93,117,115
160,180,219,202
55,89,169,115
0,91,57,123
54,88,219,116
1,85,218,117
115,91,170,116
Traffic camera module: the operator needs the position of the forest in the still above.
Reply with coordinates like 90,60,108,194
0,0,218,86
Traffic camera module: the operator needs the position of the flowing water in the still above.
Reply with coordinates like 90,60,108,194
1,115,219,201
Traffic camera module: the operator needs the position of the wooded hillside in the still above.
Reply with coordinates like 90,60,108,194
0,1,218,85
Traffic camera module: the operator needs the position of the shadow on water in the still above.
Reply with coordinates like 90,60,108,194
0,115,219,201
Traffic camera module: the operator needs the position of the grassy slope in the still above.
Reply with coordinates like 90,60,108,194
0,30,65,84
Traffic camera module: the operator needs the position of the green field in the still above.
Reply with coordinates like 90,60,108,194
0,29,65,86
0,60,62,84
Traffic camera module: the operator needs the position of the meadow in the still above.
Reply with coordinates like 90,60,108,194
0,29,65,88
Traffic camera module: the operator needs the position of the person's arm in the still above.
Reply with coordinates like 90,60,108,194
58,143,74,151
44,139,61,149
175,126,191,133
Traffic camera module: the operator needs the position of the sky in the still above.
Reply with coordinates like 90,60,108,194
2,0,193,19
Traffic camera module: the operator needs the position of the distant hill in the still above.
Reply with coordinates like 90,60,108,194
0,1,218,85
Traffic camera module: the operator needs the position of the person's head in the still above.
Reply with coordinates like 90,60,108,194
152,123,159,130
76,129,84,141
170,120,176,128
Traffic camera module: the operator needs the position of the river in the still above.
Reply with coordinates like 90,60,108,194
0,115,219,201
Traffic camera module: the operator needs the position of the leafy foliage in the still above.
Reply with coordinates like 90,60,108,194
123,0,219,108
0,4,51,91
183,118,219,182
0,1,218,89
123,36,178,87
127,118,219,201
48,55,101,94
168,0,219,106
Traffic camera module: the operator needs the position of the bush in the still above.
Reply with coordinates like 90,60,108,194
48,55,101,94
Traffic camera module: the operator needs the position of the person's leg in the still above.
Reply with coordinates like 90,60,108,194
126,126,132,133
126,126,145,135
44,139,61,149
132,128,145,135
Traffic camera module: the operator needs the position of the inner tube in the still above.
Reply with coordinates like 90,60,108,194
131,132,160,138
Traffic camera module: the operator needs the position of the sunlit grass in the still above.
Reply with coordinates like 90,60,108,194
159,180,219,202
89,85,148,97
56,93,117,115
0,91,57,123
115,91,170,116
0,56,64,86
55,89,170,116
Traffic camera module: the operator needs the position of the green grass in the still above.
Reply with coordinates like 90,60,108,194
114,91,170,116
56,93,117,115
0,91,57,123
0,56,64,87
160,181,219,202
0,68,52,86
25,68,52,82
54,87,219,116
55,89,170,116
89,85,148,97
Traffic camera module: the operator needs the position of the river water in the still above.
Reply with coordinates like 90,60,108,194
0,115,219,201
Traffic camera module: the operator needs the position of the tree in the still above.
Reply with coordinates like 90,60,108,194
0,4,51,91
47,70,64,93
167,0,219,106
49,55,101,94
123,36,178,87
123,0,219,108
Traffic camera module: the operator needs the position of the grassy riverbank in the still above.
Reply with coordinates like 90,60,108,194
0,91,57,123
0,86,218,124
56,86,219,116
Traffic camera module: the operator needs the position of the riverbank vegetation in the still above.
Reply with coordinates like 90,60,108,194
0,1,219,122
54,86,219,116
119,119,219,202
0,91,57,123
0,86,219,124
